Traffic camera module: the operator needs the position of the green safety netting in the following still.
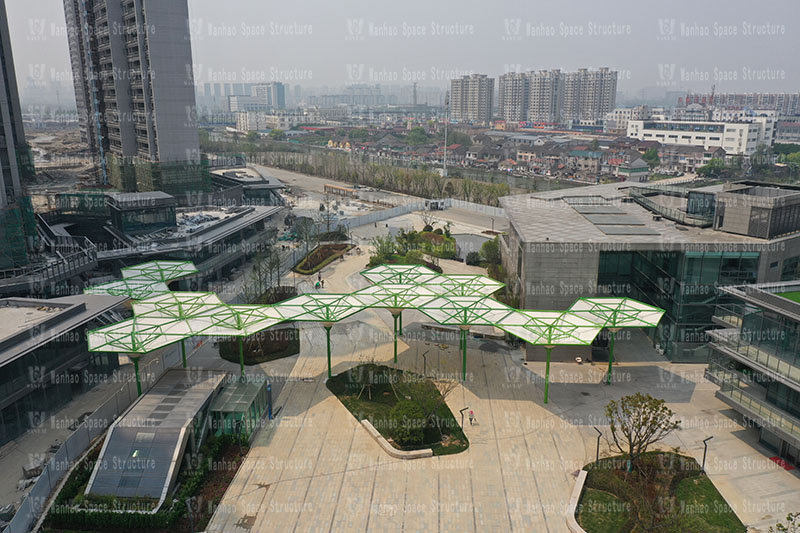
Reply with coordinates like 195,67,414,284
86,262,664,401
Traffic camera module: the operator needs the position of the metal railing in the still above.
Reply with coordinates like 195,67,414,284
716,374,800,444
709,328,800,386
629,186,713,227
4,337,204,533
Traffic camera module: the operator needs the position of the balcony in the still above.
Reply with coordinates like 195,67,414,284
712,303,745,328
708,328,800,390
714,372,800,448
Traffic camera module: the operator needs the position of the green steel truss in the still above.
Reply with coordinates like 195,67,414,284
85,260,198,300
86,261,664,398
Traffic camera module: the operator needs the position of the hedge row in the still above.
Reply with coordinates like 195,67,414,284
46,435,238,530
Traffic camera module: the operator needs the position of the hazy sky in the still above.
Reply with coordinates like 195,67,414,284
5,0,800,105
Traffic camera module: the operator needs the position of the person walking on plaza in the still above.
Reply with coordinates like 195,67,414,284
468,410,475,426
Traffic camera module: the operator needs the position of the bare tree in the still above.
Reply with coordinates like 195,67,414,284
420,209,438,230
605,393,680,471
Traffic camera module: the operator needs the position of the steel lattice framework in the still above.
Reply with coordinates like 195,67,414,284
86,261,664,402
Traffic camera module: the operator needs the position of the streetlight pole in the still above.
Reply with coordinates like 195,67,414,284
131,355,142,396
702,436,713,473
593,426,602,463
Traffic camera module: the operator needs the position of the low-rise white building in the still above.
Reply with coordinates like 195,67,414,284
235,111,307,132
603,105,650,135
626,118,770,156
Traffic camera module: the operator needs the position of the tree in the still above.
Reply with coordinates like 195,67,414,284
465,251,481,266
589,139,600,151
770,513,800,532
269,129,286,141
697,158,726,178
642,148,660,168
389,400,425,446
444,130,472,149
480,236,501,265
370,234,396,259
406,127,429,145
604,393,680,470
420,210,438,231
752,143,773,172
246,131,259,142
295,218,318,256
267,249,282,288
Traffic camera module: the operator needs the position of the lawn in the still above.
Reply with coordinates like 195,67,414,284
294,243,353,275
326,364,468,455
576,488,630,533
777,291,800,304
577,452,746,533
219,327,300,365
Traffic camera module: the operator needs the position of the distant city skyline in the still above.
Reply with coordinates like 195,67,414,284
5,0,800,109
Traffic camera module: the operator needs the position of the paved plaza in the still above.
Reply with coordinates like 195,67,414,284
205,252,800,532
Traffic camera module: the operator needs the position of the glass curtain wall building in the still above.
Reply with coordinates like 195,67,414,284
706,282,800,468
598,250,759,361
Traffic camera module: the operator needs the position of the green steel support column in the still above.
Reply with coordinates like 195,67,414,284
238,337,245,380
544,346,553,404
398,311,402,336
180,339,187,368
393,313,398,363
132,356,142,396
325,325,332,378
460,327,467,381
606,330,616,385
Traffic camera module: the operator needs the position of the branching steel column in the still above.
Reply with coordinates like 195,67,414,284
238,337,245,380
393,313,398,363
544,346,554,404
324,322,333,378
460,326,468,381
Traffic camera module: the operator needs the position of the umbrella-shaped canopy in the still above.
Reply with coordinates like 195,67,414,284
566,297,665,329
418,295,519,327
85,260,198,301
437,274,504,297
500,310,603,347
350,283,439,310
274,293,366,323
360,264,441,285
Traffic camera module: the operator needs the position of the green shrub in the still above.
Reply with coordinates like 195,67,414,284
487,263,506,282
433,228,443,235
423,224,433,232
389,400,425,447
465,251,481,266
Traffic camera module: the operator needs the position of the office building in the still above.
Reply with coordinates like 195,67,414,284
253,82,286,109
500,180,800,362
626,118,772,156
0,0,36,269
0,293,126,446
63,0,203,195
776,121,800,145
682,92,800,118
450,74,494,125
604,105,650,136
707,282,800,468
235,111,306,132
